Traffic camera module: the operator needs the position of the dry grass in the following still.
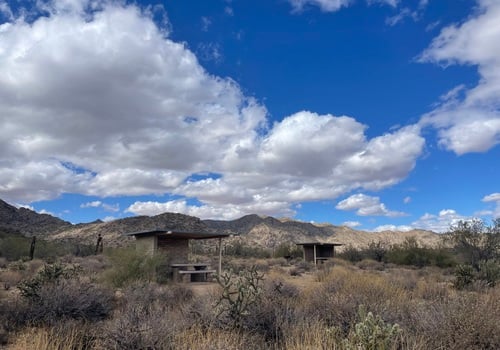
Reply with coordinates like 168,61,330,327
174,326,267,350
8,322,96,350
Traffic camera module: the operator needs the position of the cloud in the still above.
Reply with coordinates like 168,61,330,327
367,0,399,8
197,42,223,63
403,196,411,204
0,0,266,201
0,1,13,20
201,16,211,31
419,0,500,154
126,199,295,220
373,224,413,232
385,8,418,26
482,192,500,202
482,192,500,218
0,0,425,220
410,209,470,232
342,221,362,228
288,0,351,13
81,201,102,208
81,200,119,212
336,193,406,217
373,208,470,232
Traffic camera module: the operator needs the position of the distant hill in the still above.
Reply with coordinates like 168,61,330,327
0,198,441,249
205,214,441,249
0,199,72,236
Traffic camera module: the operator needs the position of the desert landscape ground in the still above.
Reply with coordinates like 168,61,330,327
0,211,499,349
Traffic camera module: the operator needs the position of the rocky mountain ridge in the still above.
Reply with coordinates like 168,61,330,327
0,199,441,249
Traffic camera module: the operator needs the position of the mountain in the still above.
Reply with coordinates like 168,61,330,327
205,214,441,249
49,212,210,246
0,199,72,236
0,198,441,249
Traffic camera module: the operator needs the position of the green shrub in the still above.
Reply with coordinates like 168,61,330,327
3,262,112,330
224,241,272,258
273,243,302,259
477,260,500,287
338,245,364,263
365,241,388,262
454,261,500,289
103,248,169,288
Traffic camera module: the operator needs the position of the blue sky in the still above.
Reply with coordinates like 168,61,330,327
1,0,499,232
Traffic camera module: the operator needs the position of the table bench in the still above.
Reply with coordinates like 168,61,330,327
170,263,216,282
178,269,216,282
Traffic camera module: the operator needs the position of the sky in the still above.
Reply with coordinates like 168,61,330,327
0,0,499,232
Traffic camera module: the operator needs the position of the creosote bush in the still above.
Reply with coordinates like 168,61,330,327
4,262,113,331
338,238,456,268
102,247,169,288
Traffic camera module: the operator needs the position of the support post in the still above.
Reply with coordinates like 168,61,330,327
313,244,317,265
218,237,222,275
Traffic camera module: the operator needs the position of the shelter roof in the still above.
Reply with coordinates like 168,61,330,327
296,242,343,246
124,229,230,240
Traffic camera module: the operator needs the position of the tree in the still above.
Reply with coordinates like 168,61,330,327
446,218,500,270
446,218,500,288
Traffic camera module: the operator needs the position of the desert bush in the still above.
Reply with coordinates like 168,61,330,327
454,264,476,289
100,283,194,350
454,260,500,289
0,270,23,291
357,259,385,271
410,289,500,349
2,262,112,331
224,241,271,258
243,277,300,342
102,248,169,288
338,244,364,263
365,241,389,262
0,235,29,261
273,242,302,259
8,278,113,329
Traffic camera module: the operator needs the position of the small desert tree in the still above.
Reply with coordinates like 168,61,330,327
446,219,499,269
446,218,500,287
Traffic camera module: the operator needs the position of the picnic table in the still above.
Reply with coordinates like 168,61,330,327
170,263,216,282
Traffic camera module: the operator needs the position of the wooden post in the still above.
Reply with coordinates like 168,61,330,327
313,244,317,265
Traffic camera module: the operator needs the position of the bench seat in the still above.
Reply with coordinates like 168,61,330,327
178,269,216,282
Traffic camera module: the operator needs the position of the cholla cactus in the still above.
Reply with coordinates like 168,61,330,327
214,266,264,328
343,305,402,350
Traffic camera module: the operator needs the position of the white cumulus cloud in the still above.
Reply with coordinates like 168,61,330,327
419,0,500,154
288,0,351,13
0,0,426,220
342,221,362,228
336,193,406,217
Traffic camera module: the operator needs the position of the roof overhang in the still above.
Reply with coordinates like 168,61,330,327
125,230,230,240
296,242,343,246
